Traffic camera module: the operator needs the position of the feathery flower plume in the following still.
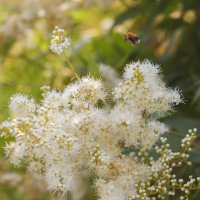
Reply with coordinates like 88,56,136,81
49,26,71,55
1,60,199,200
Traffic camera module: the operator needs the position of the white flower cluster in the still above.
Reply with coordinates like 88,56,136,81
1,60,183,200
9,94,36,118
131,129,199,200
49,26,71,55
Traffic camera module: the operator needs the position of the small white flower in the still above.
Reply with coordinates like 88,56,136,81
49,26,71,55
9,94,36,117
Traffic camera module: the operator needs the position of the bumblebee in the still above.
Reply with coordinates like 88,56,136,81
124,32,140,45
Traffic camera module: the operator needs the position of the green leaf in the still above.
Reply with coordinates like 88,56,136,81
192,86,200,104
165,117,200,132
189,150,200,164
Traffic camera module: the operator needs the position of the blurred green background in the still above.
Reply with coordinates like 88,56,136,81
0,0,199,199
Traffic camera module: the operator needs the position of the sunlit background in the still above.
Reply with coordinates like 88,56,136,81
0,0,200,199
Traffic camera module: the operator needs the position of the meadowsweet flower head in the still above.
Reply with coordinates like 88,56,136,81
62,77,106,112
113,60,182,114
49,26,71,55
1,60,197,200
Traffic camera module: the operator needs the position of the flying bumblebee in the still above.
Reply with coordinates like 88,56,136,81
124,32,140,45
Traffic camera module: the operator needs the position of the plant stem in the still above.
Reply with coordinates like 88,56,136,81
65,58,80,81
